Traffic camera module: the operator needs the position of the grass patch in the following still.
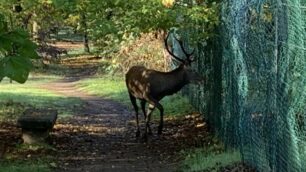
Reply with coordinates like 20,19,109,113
76,75,129,104
76,75,195,117
0,101,26,121
67,47,87,56
4,143,56,161
0,87,82,120
181,148,241,172
162,96,194,117
66,46,99,56
32,64,71,77
0,160,51,172
50,28,83,42
0,75,82,120
180,138,242,172
1,74,61,85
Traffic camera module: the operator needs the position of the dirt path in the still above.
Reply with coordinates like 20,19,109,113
36,44,208,171
39,76,208,172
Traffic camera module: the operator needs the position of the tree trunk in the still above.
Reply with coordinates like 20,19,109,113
32,13,39,41
22,13,32,29
81,13,90,53
83,33,90,53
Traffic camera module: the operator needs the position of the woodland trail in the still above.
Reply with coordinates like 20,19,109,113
40,77,176,172
39,64,208,172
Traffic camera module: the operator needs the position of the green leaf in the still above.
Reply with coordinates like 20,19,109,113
19,40,39,59
0,55,32,83
0,35,14,52
6,30,28,45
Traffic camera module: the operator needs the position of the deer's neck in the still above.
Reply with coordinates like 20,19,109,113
160,65,188,96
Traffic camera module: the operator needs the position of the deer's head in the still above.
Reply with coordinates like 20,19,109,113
165,33,203,84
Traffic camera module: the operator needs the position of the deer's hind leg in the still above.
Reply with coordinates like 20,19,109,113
129,93,140,137
140,100,147,119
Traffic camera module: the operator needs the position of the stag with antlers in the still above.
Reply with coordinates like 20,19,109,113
125,32,203,140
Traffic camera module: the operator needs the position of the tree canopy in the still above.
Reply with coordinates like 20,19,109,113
52,0,220,50
0,0,220,83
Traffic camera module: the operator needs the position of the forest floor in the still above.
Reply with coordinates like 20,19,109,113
39,64,209,172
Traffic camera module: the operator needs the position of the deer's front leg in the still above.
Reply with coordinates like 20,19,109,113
146,104,155,135
140,100,147,119
145,96,164,135
141,100,153,135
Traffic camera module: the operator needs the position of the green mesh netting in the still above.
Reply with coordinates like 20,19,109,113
181,0,306,171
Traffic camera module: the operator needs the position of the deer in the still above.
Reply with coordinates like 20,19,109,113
125,32,203,140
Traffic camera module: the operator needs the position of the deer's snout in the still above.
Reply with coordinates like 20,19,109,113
193,76,205,85
188,71,205,85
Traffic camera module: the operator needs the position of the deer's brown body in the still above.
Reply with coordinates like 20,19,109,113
125,32,203,139
126,65,189,100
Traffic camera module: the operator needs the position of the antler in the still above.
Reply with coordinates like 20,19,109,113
164,32,195,64
172,35,195,59
164,32,185,63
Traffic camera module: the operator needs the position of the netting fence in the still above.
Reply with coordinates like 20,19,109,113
180,0,306,171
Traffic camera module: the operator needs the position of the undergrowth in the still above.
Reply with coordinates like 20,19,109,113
180,137,242,172
0,160,51,172
181,149,241,172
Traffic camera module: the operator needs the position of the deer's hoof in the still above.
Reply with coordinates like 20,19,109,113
136,131,140,137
